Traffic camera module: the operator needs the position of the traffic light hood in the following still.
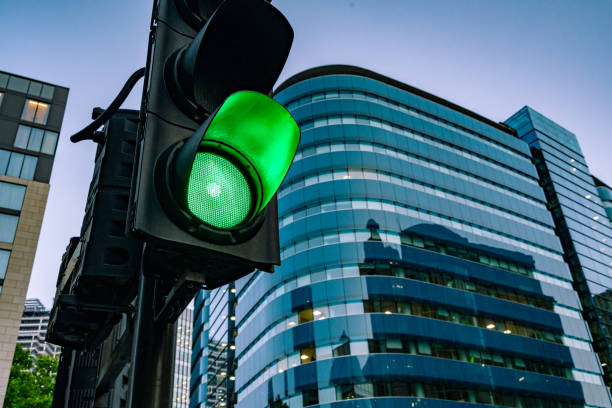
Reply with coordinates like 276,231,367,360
197,91,300,215
158,91,299,240
165,0,294,121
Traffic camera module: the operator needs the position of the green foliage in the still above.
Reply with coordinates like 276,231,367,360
3,344,59,408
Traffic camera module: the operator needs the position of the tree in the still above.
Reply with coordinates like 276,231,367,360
4,344,59,408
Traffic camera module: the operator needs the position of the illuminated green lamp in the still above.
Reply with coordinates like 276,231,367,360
164,90,300,234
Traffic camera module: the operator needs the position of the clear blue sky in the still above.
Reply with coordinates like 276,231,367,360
0,0,610,307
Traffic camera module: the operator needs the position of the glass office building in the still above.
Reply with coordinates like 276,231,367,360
191,283,237,407
506,107,612,389
174,307,194,408
191,66,612,407
236,66,612,407
0,71,68,404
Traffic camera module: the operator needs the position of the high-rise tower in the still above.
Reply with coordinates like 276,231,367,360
17,298,60,358
0,70,68,403
507,107,612,390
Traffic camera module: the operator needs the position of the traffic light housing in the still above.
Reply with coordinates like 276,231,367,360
128,0,298,287
156,90,299,243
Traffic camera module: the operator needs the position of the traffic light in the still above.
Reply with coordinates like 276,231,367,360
128,0,298,288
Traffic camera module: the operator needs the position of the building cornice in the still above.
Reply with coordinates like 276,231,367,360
274,64,516,136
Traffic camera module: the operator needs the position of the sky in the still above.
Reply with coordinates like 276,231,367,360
0,0,610,308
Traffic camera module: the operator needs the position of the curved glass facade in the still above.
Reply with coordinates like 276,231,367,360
194,66,611,408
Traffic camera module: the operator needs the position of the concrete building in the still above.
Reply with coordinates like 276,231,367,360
16,298,60,358
0,70,68,402
191,65,612,407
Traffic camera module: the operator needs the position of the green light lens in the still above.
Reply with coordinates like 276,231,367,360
186,152,251,229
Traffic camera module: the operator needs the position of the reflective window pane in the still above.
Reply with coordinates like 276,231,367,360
0,214,19,243
27,128,44,151
6,153,24,177
0,73,8,88
14,126,30,149
20,156,37,180
0,249,9,279
0,182,26,210
28,81,42,97
0,150,8,174
41,131,58,155
7,76,29,93
41,84,55,99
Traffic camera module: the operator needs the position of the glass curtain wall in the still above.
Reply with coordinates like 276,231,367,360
231,66,610,408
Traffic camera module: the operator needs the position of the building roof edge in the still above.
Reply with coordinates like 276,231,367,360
274,65,516,136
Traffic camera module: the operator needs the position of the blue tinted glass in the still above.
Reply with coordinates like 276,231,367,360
7,76,29,93
0,182,26,210
20,156,37,180
27,128,44,151
0,150,9,174
0,250,9,279
14,126,30,149
41,84,54,99
41,131,58,155
6,153,24,177
0,214,19,243
28,81,42,97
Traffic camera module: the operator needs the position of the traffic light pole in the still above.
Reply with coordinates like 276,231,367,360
127,245,177,408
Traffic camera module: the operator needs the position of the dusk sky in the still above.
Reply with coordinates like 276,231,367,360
0,0,610,307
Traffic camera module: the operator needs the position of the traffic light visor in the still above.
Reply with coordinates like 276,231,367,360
186,91,299,228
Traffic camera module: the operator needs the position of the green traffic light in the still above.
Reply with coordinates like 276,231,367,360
187,152,252,229
183,91,300,230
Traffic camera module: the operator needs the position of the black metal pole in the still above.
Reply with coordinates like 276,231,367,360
127,246,176,408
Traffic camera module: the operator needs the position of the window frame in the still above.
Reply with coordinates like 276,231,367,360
21,99,50,125
14,125,59,155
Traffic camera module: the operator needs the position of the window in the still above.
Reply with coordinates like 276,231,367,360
6,153,24,177
40,84,55,99
0,149,37,180
301,389,318,406
0,214,19,243
21,100,49,124
298,309,313,324
0,182,26,210
14,125,58,155
332,341,350,357
7,76,29,93
0,250,9,279
300,347,315,364
1,73,54,99
20,156,37,179
336,384,356,400
0,92,3,107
